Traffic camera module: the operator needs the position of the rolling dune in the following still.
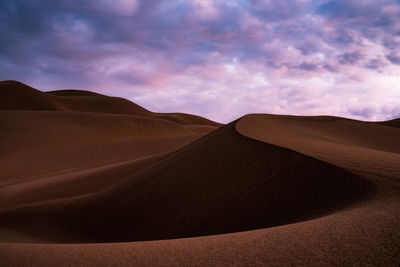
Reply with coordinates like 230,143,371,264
378,118,400,128
47,90,151,115
0,81,67,111
0,81,399,266
236,114,400,180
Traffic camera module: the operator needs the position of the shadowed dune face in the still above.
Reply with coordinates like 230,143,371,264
0,122,375,243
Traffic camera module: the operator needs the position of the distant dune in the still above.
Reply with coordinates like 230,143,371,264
0,81,68,111
378,118,400,128
0,80,399,266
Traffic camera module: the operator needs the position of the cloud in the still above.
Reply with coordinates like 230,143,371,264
100,0,139,15
0,0,400,122
386,52,400,64
338,51,364,65
298,60,320,71
365,58,387,69
193,0,219,20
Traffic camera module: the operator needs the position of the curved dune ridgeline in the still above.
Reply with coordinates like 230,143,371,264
0,81,399,266
236,114,400,180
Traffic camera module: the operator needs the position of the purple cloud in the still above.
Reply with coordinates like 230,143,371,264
0,0,400,123
386,52,400,64
338,51,364,65
365,58,387,70
298,60,320,71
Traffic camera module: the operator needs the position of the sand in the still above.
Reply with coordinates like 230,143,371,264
0,81,399,266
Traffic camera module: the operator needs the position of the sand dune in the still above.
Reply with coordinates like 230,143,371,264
0,81,218,187
48,89,151,115
0,81,68,111
236,114,400,180
0,81,399,266
154,112,221,126
1,80,221,126
378,118,400,128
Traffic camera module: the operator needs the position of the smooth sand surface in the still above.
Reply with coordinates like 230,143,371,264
236,114,400,180
0,82,399,266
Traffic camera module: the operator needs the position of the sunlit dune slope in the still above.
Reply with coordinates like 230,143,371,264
236,114,400,180
0,111,200,195
0,111,193,154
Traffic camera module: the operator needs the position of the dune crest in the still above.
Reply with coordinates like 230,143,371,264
236,114,400,180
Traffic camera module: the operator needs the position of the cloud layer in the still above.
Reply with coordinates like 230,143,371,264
1,0,400,122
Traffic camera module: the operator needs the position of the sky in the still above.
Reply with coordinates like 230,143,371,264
1,0,400,123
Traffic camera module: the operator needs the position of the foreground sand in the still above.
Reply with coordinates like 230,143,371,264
0,81,399,266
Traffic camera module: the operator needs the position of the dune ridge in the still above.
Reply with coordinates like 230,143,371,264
236,114,400,181
0,80,221,127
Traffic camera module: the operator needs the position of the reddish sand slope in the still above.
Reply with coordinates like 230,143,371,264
47,89,151,115
0,81,219,183
0,82,399,266
236,114,400,180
